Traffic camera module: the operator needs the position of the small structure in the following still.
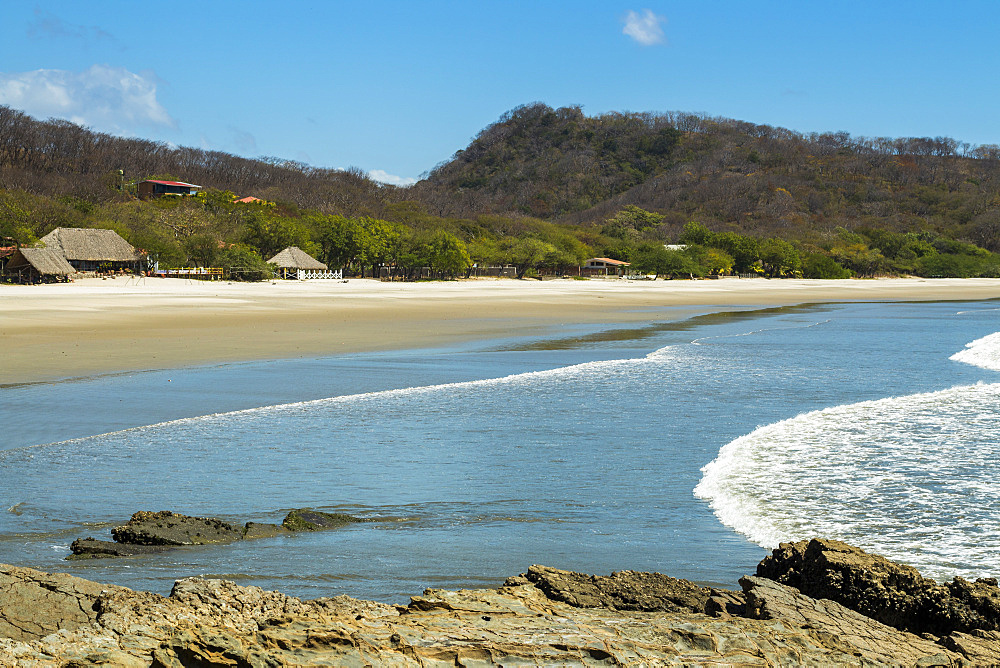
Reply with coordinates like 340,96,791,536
267,246,328,279
4,247,77,283
137,180,202,200
583,257,631,276
40,227,140,273
234,196,262,203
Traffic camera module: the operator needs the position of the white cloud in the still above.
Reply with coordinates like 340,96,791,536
623,9,667,46
0,65,175,132
368,169,417,187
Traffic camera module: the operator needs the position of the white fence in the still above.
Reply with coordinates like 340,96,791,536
297,269,343,280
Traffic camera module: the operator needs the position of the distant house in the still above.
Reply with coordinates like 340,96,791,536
234,196,262,203
583,257,631,276
137,179,202,200
40,227,140,273
267,246,328,278
4,247,77,283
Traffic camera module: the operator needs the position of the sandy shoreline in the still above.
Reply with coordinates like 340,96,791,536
3,276,999,385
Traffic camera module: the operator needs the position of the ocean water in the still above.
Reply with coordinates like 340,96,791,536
1,299,998,602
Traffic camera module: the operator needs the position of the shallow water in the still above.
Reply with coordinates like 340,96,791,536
1,299,998,602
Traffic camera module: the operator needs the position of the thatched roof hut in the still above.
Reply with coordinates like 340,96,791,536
267,247,327,270
40,227,139,272
5,247,77,282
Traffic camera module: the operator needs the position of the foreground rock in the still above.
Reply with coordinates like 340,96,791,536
3,539,1000,665
68,509,367,559
758,538,1000,638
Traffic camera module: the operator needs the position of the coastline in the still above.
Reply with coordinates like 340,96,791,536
3,276,1000,385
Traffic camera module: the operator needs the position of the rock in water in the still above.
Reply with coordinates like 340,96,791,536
281,508,367,531
757,538,1000,637
68,538,172,559
110,510,244,545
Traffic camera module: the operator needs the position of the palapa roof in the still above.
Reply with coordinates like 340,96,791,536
40,228,138,262
7,247,77,275
267,246,328,270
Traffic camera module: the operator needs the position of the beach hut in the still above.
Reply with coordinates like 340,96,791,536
583,257,631,276
267,246,328,279
4,247,77,283
39,227,140,273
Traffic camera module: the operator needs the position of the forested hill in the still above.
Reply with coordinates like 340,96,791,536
0,105,389,214
4,102,1000,280
415,103,1000,249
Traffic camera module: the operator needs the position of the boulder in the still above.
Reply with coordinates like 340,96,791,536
757,538,1000,637
65,509,369,560
110,511,244,546
281,508,368,531
68,538,173,559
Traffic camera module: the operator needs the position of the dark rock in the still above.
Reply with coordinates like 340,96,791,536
111,510,244,546
68,538,173,559
757,537,1000,637
510,563,728,614
281,508,368,531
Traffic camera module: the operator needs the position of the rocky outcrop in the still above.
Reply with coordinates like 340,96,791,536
68,509,367,559
758,538,1000,637
507,563,721,613
68,538,172,559
281,508,372,531
4,539,1000,665
110,511,244,546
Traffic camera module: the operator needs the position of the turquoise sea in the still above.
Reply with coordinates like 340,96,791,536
2,298,998,602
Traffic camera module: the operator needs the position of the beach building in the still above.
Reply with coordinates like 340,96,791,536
4,247,77,283
267,246,328,279
583,257,631,276
137,180,202,200
40,227,141,273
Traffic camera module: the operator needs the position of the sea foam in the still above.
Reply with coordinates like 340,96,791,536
950,331,1000,372
696,330,1000,580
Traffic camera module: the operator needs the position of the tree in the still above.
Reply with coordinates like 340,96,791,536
758,238,801,277
679,221,713,246
712,232,761,273
500,237,556,278
802,253,851,279
218,243,273,281
601,205,665,240
184,233,219,267
425,230,472,277
241,210,316,259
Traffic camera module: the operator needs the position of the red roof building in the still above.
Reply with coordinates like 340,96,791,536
137,180,202,200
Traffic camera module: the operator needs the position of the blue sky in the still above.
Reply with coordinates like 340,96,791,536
2,2,999,185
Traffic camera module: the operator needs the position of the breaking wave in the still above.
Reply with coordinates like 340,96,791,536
696,331,1000,580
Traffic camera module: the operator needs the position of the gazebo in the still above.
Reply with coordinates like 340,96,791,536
4,247,77,283
266,246,328,279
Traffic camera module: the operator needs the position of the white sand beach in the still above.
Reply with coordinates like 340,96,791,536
3,275,999,384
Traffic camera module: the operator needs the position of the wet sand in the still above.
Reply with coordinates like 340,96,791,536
3,276,999,385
